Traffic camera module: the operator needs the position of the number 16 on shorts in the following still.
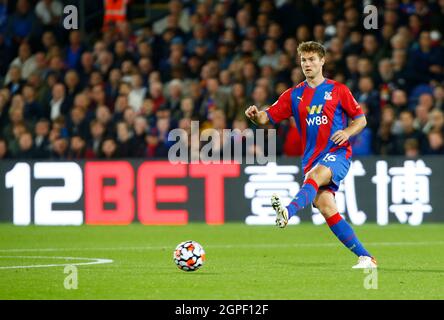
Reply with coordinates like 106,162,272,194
323,153,337,162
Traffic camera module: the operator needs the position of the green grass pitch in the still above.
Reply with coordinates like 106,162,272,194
0,223,443,299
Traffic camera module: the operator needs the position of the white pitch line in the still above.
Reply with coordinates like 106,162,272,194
0,256,113,270
0,241,443,254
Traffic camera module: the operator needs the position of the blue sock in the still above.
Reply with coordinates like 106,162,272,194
286,179,319,218
326,213,372,257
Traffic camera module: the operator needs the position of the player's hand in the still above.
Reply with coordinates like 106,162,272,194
245,105,259,120
331,130,350,146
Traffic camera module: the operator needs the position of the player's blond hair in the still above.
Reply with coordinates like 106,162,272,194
297,41,326,59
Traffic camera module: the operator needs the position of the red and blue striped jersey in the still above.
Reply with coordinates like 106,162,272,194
265,79,364,174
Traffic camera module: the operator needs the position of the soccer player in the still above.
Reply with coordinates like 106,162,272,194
245,41,377,269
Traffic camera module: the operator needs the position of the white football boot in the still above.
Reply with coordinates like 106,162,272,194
352,256,378,269
271,193,289,228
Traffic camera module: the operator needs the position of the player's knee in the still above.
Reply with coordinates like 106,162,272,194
306,168,328,185
314,199,336,216
317,203,334,214
305,171,319,183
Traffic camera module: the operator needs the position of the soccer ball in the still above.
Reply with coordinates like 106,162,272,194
173,240,206,271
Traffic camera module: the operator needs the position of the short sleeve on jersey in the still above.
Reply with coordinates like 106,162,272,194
339,84,364,119
265,88,293,124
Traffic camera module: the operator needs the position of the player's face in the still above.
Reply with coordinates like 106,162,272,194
300,52,324,79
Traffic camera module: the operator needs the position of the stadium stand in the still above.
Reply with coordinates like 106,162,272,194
0,0,443,161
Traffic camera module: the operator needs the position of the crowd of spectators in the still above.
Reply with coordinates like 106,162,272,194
0,0,444,161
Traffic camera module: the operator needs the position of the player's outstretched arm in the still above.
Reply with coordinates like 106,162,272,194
331,116,367,146
245,105,270,125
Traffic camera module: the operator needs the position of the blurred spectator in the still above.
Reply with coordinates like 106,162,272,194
122,106,135,129
140,98,156,127
6,42,36,82
148,81,166,112
88,120,105,156
49,82,68,120
394,110,428,155
199,78,229,121
5,0,41,46
3,97,24,135
131,115,148,157
115,121,133,157
390,89,409,115
14,131,37,158
404,138,420,158
155,115,172,149
105,68,122,107
227,82,251,123
67,135,93,159
34,118,50,157
97,50,114,78
164,79,182,116
426,130,444,155
433,85,444,110
90,84,108,111
41,30,57,52
423,109,444,134
251,85,270,110
79,52,96,86
5,66,26,95
407,31,443,85
99,137,119,159
153,0,190,35
64,70,81,107
22,84,43,121
146,127,169,158
0,138,10,159
0,89,10,128
375,58,397,106
241,62,258,98
113,40,134,68
416,92,434,112
361,33,386,69
391,49,409,90
51,137,68,160
356,77,380,131
258,38,281,70
0,0,443,161
67,106,88,138
103,0,129,32
415,103,429,132
95,104,113,134
373,104,396,155
128,73,147,113
172,97,194,123
65,30,85,70
35,0,62,28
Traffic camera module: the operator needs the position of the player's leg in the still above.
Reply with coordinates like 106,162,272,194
314,190,376,268
313,189,337,220
286,165,331,217
273,164,331,228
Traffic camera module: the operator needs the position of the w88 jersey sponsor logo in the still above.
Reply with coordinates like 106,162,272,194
306,115,328,126
305,104,328,126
